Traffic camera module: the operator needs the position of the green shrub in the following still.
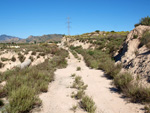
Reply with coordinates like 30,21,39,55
71,73,76,77
50,56,67,68
70,50,79,59
31,51,36,55
77,67,81,71
133,34,138,39
73,47,121,77
18,54,25,63
135,16,150,27
39,52,45,56
71,104,78,113
37,55,40,58
114,72,133,90
24,51,29,55
18,52,21,56
0,47,68,112
7,85,40,113
124,84,150,103
71,76,88,91
80,95,96,113
95,30,100,33
75,76,82,84
144,105,150,113
113,72,150,103
0,62,4,68
139,30,150,49
29,56,34,62
75,90,85,99
102,63,122,78
0,99,4,106
88,51,94,56
1,57,9,62
38,82,48,92
0,87,7,98
111,30,115,33
11,56,16,62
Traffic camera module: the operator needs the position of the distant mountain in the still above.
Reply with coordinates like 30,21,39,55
0,34,21,43
24,34,63,43
0,34,63,43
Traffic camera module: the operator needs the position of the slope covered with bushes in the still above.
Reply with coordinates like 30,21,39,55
68,26,150,108
0,44,68,113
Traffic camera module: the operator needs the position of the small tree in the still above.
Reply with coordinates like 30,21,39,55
95,30,100,33
135,16,150,27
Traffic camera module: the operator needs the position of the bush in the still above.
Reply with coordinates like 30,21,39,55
0,99,4,106
71,73,76,77
39,52,45,56
74,90,85,99
11,56,16,62
80,95,96,113
102,63,122,79
29,56,34,62
0,47,68,112
144,105,150,113
70,104,78,112
114,72,133,90
38,82,48,92
95,30,100,33
124,84,150,103
133,34,138,39
88,51,94,56
71,76,88,91
1,57,9,62
77,67,81,71
18,52,21,56
75,76,82,84
0,62,4,68
139,30,150,49
70,50,79,59
31,51,36,55
24,51,29,55
7,85,40,113
135,16,150,27
0,87,7,98
37,55,40,58
18,54,25,63
72,46,121,78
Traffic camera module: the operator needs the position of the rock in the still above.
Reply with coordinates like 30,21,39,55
20,59,31,69
115,25,150,80
0,81,6,87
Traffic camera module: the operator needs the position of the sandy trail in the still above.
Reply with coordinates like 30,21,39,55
35,51,144,113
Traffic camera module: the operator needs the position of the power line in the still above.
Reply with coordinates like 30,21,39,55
67,17,71,36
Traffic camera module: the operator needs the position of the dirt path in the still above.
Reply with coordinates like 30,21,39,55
34,51,144,113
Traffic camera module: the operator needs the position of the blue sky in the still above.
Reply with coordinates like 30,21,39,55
0,0,150,38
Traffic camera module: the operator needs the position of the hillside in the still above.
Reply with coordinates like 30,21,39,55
61,25,150,112
64,26,150,82
115,25,150,81
24,34,63,43
0,34,63,43
0,28,149,113
0,35,21,43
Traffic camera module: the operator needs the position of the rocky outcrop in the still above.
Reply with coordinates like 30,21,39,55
116,25,150,78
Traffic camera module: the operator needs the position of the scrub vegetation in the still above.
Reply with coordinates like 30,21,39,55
69,29,150,106
0,43,68,113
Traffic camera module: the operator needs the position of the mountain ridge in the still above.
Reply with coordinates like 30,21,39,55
0,34,63,43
